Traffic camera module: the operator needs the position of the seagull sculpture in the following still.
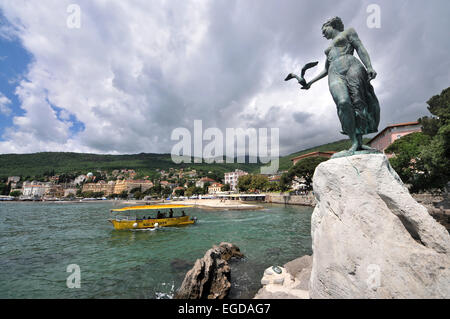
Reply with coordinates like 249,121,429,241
285,61,319,89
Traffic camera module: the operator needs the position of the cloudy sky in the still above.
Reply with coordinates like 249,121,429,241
0,0,449,157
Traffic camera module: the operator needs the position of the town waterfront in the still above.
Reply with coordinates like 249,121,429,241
0,202,313,299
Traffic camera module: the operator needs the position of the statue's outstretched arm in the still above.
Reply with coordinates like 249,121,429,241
304,59,329,89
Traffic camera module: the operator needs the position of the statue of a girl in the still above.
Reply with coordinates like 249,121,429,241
302,17,380,155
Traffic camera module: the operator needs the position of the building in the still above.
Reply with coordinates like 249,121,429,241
160,181,170,187
82,181,116,196
224,169,248,191
7,176,20,188
368,121,422,153
126,180,154,192
114,179,154,194
195,177,216,188
290,151,336,166
291,176,307,190
7,176,20,184
64,188,78,197
74,175,87,185
45,185,64,198
22,181,49,198
208,183,224,194
49,175,60,184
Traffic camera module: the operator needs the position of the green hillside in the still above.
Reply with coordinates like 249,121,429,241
0,152,261,179
0,138,368,178
277,138,370,171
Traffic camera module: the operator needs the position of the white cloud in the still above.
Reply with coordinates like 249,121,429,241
0,92,12,116
0,0,449,155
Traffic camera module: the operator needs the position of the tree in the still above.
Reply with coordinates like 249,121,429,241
10,190,22,197
387,87,450,192
129,187,142,194
162,187,172,197
236,175,269,193
221,184,231,191
174,188,185,197
425,87,450,123
0,182,11,195
118,190,128,199
185,186,195,197
237,175,252,192
134,191,144,200
250,175,269,192
202,182,211,195
419,87,450,191
385,132,432,192
280,157,328,191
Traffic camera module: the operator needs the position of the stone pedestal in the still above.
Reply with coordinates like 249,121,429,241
310,154,450,298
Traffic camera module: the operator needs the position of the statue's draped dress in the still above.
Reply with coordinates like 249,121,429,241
325,30,380,136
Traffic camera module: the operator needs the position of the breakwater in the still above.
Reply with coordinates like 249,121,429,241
265,194,316,207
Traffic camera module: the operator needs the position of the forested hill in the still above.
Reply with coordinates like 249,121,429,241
0,138,367,178
0,152,260,178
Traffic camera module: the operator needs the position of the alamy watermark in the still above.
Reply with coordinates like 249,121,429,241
366,264,381,290
366,4,381,29
66,4,81,29
171,120,279,174
66,264,81,288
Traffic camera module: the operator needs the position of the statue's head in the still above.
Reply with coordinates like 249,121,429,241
322,17,344,39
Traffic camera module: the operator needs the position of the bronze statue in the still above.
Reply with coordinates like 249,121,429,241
287,17,380,157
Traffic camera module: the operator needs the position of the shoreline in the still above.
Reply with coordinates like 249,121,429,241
0,198,266,210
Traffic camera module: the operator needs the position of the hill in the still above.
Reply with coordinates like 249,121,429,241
276,138,370,171
0,152,261,179
0,138,368,178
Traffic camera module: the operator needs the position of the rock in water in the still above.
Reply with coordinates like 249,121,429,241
310,154,450,298
174,242,244,299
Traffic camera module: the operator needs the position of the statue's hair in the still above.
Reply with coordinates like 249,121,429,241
322,16,344,32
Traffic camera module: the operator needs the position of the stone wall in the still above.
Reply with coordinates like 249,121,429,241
265,194,316,207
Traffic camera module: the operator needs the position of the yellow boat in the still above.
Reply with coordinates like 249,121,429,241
109,204,197,230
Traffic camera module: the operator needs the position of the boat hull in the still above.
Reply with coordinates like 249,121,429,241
109,216,195,230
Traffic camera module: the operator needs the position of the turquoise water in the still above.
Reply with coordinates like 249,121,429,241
0,202,313,299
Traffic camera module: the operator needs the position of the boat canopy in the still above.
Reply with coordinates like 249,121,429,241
111,204,193,212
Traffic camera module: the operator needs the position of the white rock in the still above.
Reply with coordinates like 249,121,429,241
310,154,450,299
255,266,309,299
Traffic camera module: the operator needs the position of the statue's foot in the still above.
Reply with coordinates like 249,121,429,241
349,142,360,153
360,144,374,151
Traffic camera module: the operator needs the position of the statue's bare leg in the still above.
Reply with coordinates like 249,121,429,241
357,134,375,150
336,101,358,152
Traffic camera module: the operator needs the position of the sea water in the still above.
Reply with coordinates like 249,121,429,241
0,201,312,299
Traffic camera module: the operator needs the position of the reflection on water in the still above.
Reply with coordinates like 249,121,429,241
0,202,312,298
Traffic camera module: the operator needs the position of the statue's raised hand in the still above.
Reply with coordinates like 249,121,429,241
301,82,311,90
367,68,377,81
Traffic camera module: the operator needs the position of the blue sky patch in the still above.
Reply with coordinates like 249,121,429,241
48,101,86,137
0,12,31,140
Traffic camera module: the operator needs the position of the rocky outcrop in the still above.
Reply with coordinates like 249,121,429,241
310,154,450,298
254,255,312,299
174,242,244,299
